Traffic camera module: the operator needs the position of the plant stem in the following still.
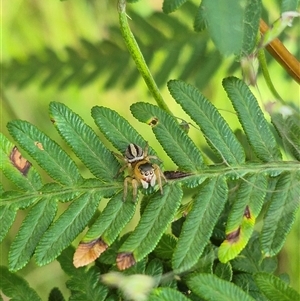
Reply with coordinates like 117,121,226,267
118,0,173,115
259,19,300,84
257,48,285,102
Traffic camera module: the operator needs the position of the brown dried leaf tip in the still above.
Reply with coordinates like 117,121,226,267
164,170,192,180
226,227,241,243
73,238,108,268
10,146,31,175
116,252,135,270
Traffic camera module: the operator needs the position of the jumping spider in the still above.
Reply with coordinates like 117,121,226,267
114,143,167,200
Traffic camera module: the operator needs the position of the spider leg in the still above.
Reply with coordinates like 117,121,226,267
123,176,130,201
143,142,163,163
123,176,139,201
112,151,125,161
147,155,162,163
131,178,139,200
153,164,167,194
143,141,149,156
112,151,132,178
116,163,130,177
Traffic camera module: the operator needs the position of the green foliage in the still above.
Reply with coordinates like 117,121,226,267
172,177,228,273
9,198,58,271
0,266,41,301
149,287,190,301
130,102,204,171
271,112,300,161
223,77,282,162
254,272,300,301
0,133,42,191
281,0,300,12
218,174,267,262
167,79,245,165
48,288,65,301
261,172,300,256
1,1,299,300
231,235,278,274
67,267,108,301
196,0,261,56
187,273,256,301
35,190,103,266
118,184,182,262
50,102,120,182
162,0,188,14
1,76,299,300
84,192,136,244
1,4,230,91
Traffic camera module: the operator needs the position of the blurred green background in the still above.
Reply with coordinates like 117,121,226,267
1,0,299,299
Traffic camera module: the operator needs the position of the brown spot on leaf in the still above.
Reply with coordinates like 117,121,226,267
73,238,108,268
148,117,158,127
226,227,241,243
116,252,135,270
10,146,31,175
34,141,44,150
164,170,192,180
244,205,251,219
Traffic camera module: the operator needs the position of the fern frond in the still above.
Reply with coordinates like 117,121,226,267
233,273,268,301
149,287,190,301
0,133,42,191
214,262,233,281
92,106,169,203
8,198,57,271
241,0,262,55
254,272,300,301
49,102,119,182
118,184,182,267
0,266,41,301
35,190,103,265
231,235,277,274
130,102,205,172
271,112,300,161
0,206,16,243
281,0,299,12
223,77,282,162
154,234,177,260
198,0,260,56
67,267,108,301
145,259,163,287
7,120,82,186
194,2,207,32
83,192,136,244
91,106,156,156
260,171,300,256
168,80,245,165
57,246,78,276
2,4,227,91
187,273,256,301
48,287,65,301
162,0,188,14
0,191,40,210
218,174,267,263
172,177,228,273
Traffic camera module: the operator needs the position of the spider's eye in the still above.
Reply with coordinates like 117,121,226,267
138,162,154,175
